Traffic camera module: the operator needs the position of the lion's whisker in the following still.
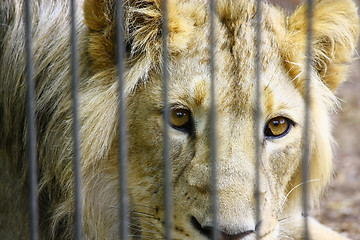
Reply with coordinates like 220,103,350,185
278,179,320,215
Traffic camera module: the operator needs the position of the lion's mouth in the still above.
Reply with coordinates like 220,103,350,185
190,216,255,240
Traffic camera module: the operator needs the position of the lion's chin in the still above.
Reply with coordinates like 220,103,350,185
187,215,279,240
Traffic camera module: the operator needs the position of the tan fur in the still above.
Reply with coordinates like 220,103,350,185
0,0,358,239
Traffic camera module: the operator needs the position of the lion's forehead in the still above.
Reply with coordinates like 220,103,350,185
166,6,298,117
168,40,300,121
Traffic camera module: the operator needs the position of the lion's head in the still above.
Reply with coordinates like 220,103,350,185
78,0,359,239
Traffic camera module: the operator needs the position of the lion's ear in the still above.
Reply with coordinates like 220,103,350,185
83,0,117,72
284,0,359,92
83,0,163,72
83,0,195,73
83,0,112,31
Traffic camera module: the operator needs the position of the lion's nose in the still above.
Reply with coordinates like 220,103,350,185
190,216,255,240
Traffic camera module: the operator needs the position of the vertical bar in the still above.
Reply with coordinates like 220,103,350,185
24,1,39,240
254,0,262,239
302,0,313,239
208,0,219,240
69,0,83,239
115,0,129,239
161,0,173,239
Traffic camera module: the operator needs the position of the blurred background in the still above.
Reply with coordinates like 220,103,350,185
270,0,360,239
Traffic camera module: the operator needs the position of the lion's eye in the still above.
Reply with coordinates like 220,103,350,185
170,109,192,132
264,117,292,138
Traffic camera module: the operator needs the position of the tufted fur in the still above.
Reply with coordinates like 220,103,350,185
0,0,359,239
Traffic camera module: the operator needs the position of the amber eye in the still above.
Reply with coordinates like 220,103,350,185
170,109,192,131
264,117,292,138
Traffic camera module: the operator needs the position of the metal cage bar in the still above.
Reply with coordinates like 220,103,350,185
254,0,263,239
115,0,130,239
208,0,219,239
70,0,84,239
302,0,314,239
161,0,173,239
24,1,39,239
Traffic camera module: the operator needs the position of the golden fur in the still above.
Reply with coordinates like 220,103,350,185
0,0,358,239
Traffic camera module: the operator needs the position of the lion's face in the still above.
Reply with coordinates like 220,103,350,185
124,12,306,239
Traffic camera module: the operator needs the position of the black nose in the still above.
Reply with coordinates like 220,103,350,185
190,216,255,240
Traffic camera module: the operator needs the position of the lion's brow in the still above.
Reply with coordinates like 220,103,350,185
193,78,208,107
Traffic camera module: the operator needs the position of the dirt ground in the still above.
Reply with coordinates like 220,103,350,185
318,76,360,239
270,0,360,239
316,52,360,239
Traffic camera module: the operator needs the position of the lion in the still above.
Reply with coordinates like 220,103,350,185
0,0,359,239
